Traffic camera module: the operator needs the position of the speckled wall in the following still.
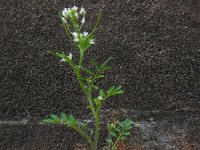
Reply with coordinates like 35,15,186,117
0,0,199,119
0,0,200,149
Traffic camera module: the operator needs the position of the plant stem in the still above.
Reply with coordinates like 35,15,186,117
74,50,88,97
94,111,100,150
73,126,95,149
74,69,88,96
79,51,96,117
75,49,101,150
89,71,101,150
111,131,124,150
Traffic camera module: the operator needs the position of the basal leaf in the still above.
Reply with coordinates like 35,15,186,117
60,112,68,123
50,114,60,122
43,119,56,124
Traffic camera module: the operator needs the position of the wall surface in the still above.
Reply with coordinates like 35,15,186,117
0,0,199,149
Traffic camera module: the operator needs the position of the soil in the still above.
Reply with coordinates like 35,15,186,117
0,0,199,149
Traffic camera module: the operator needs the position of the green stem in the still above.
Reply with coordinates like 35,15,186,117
94,110,100,150
74,69,88,96
87,72,101,150
111,131,124,150
74,48,102,150
79,50,96,116
73,126,95,149
89,69,103,150
73,50,88,96
87,81,96,114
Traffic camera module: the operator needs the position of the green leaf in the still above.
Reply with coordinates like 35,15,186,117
68,115,78,127
60,112,68,123
110,132,117,137
114,127,120,132
118,122,125,128
119,135,126,140
68,115,75,123
126,126,133,130
86,105,93,110
78,122,87,130
43,119,56,124
99,89,105,97
95,74,104,79
80,66,94,75
106,86,124,96
92,85,99,90
90,129,94,136
90,59,98,66
90,11,102,36
99,57,112,71
50,114,60,122
94,98,100,106
99,66,111,72
48,50,57,57
48,51,63,59
115,85,122,91
106,139,113,144
106,86,115,94
113,91,124,95
122,132,130,136
124,119,133,128
55,52,62,58
58,12,72,41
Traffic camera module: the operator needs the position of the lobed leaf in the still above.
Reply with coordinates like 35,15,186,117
92,85,99,90
106,139,113,144
110,132,117,137
99,89,105,97
43,119,57,124
60,112,68,123
95,74,104,79
50,114,60,122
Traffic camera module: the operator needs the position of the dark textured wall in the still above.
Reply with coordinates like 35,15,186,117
0,0,200,120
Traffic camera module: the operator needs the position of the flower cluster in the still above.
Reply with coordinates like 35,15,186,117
71,31,94,44
62,6,86,24
61,6,95,55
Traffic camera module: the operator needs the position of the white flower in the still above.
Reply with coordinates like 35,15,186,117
62,8,70,17
68,53,72,59
75,12,79,18
62,6,78,18
80,8,86,15
71,32,79,42
80,31,88,38
98,96,103,100
62,17,67,23
81,17,85,24
89,39,95,44
72,6,78,11
61,58,66,62
74,37,79,42
71,32,78,38
83,31,88,36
